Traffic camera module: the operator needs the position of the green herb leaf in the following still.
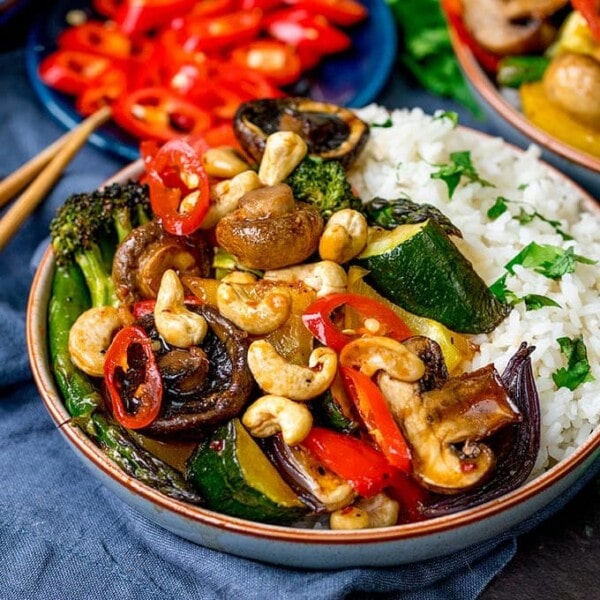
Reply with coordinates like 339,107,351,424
552,336,594,391
504,242,596,279
490,274,560,310
433,111,459,127
487,196,509,220
523,294,561,310
489,274,519,304
431,151,493,198
372,118,393,128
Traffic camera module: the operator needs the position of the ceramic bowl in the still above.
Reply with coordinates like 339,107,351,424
27,158,600,569
445,12,600,199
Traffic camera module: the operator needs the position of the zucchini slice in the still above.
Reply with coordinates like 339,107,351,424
357,220,511,334
186,419,307,524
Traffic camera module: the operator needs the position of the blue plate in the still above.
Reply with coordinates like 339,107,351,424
25,0,397,162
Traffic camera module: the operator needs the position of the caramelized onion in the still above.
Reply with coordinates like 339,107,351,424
422,342,540,517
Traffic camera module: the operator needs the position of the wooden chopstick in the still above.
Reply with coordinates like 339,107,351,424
0,106,112,251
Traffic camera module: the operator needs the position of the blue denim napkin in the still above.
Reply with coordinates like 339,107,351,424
0,46,597,600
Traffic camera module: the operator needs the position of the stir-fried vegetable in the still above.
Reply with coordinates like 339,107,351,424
46,98,552,529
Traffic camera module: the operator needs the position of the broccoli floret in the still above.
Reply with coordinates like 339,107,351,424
285,156,362,220
50,181,151,308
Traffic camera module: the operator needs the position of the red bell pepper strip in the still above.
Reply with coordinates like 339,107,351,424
145,138,210,236
301,427,398,497
386,471,429,523
302,293,412,353
572,0,600,42
104,325,163,430
38,50,114,95
285,0,368,27
340,366,412,472
111,86,212,142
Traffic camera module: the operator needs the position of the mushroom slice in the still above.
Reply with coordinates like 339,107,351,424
233,97,370,169
379,364,521,494
215,185,324,270
113,221,212,306
462,0,558,56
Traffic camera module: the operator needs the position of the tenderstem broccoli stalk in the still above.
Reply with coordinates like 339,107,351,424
49,181,151,308
47,182,203,504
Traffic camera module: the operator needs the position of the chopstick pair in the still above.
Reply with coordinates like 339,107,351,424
0,106,113,251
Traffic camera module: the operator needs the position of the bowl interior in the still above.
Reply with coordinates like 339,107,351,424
27,151,600,568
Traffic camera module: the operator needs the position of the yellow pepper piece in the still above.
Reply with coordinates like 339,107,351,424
520,81,600,158
346,266,474,374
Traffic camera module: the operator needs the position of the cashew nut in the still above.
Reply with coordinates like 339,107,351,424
319,209,368,264
217,281,292,334
339,336,425,382
354,493,400,528
242,394,313,445
201,170,263,229
258,131,308,186
202,147,250,179
330,506,370,530
263,260,347,298
68,306,123,377
154,269,208,348
248,340,338,400
330,492,400,530
220,271,258,284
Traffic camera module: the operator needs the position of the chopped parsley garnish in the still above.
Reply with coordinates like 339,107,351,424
552,336,594,391
433,111,459,127
490,273,561,311
504,242,596,280
431,151,494,198
487,196,572,240
372,117,393,128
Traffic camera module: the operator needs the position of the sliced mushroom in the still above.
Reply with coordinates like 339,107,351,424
233,97,370,169
378,364,521,494
543,53,600,128
462,0,559,56
139,304,254,438
215,184,324,270
113,220,212,306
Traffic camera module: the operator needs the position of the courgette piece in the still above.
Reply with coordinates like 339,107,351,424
356,220,511,334
186,419,307,524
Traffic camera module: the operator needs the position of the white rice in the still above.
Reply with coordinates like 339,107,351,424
348,105,600,476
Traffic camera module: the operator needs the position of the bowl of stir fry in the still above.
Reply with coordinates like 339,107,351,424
442,0,600,196
27,98,600,568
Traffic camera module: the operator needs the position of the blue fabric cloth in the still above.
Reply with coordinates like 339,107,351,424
0,43,598,600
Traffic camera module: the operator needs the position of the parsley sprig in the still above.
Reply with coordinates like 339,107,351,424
487,196,572,240
552,336,594,391
431,151,494,198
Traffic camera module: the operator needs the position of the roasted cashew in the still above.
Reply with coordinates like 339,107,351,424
263,260,347,298
202,147,250,179
319,209,368,264
330,506,370,530
354,493,400,528
217,281,292,335
248,340,338,400
339,336,425,382
220,271,258,284
201,170,263,229
330,493,400,530
242,394,313,445
154,269,208,348
258,131,308,186
68,306,122,377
